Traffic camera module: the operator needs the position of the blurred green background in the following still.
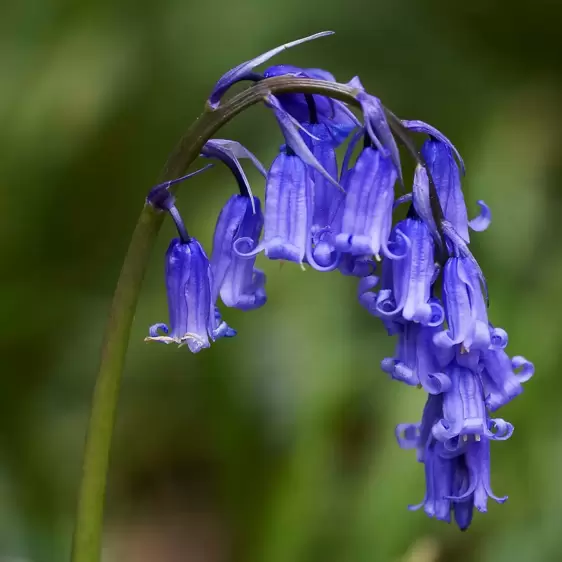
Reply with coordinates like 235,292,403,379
2,0,561,561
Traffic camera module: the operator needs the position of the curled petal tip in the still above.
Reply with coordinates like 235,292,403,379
469,200,492,232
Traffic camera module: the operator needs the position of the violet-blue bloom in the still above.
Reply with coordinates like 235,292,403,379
433,256,491,352
432,363,513,446
235,147,310,264
421,138,491,242
381,322,452,394
335,147,403,260
375,217,438,324
480,347,534,411
211,194,266,310
305,123,344,267
146,237,234,353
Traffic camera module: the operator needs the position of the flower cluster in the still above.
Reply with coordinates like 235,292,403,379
145,33,534,529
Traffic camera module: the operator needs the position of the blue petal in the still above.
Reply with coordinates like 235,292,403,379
210,194,267,310
422,139,469,242
412,165,441,244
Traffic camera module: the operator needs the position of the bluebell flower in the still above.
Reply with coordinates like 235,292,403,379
433,256,491,352
146,237,235,353
398,393,509,529
403,120,491,242
210,194,266,310
380,322,452,394
432,362,513,447
480,347,534,411
374,217,438,324
335,147,402,260
304,122,345,267
235,146,311,264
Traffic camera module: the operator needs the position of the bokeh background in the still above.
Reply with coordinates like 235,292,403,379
2,1,561,561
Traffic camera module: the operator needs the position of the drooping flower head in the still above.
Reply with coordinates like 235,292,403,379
397,389,510,530
433,256,491,352
404,120,491,242
304,122,345,267
146,236,235,353
335,145,400,260
141,32,534,531
211,194,266,310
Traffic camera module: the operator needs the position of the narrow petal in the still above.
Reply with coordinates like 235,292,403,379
422,139,468,242
267,95,343,192
208,31,334,108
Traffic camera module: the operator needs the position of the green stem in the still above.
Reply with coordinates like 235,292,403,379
70,77,361,562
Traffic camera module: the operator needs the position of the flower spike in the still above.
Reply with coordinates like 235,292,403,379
208,31,334,108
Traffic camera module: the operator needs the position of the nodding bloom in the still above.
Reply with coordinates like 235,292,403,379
373,216,438,325
305,122,344,267
146,236,235,353
398,392,509,529
431,362,513,448
404,120,491,242
380,322,451,394
433,256,491,352
335,145,400,260
480,347,534,411
211,194,266,310
237,146,311,265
